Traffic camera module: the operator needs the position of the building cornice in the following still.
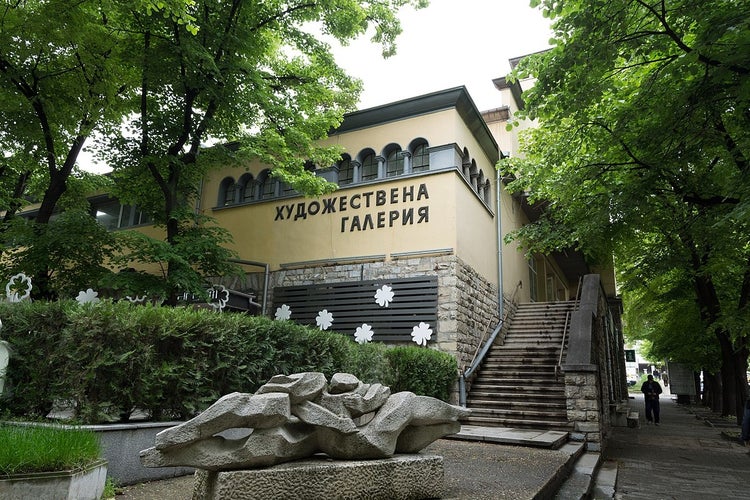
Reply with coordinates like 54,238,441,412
333,87,500,165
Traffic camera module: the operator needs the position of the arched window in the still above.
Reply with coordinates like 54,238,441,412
412,143,429,172
338,155,354,185
385,148,403,177
257,169,277,199
470,160,479,190
218,177,236,206
462,148,471,179
483,179,492,205
239,173,255,203
361,153,378,181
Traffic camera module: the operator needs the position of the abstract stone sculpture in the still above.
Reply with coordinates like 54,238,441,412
140,372,470,471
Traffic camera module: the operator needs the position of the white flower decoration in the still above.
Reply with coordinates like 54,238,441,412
208,285,230,311
316,309,334,330
76,288,100,305
125,295,147,303
275,304,292,321
354,323,374,344
411,322,433,346
6,273,32,303
374,285,395,307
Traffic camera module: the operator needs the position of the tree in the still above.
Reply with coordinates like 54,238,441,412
0,0,149,297
503,0,750,419
100,0,427,304
0,0,425,301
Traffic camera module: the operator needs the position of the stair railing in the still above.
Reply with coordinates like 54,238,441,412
459,282,522,407
555,311,570,381
555,277,583,380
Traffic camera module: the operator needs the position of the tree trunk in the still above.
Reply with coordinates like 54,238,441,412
164,214,180,307
1,170,31,224
732,341,749,424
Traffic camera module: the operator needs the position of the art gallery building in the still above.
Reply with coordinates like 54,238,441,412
78,79,629,445
169,84,619,373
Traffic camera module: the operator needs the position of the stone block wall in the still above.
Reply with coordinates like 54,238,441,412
565,372,603,451
562,275,624,452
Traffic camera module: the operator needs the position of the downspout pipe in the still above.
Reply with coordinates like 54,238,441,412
496,162,504,319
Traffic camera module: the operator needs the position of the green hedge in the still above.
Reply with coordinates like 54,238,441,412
0,301,458,423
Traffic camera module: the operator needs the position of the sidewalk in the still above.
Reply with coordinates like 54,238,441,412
117,391,750,499
602,392,749,499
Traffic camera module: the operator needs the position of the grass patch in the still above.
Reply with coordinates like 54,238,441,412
0,424,102,476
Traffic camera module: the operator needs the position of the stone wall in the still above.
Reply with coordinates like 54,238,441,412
565,371,603,451
562,274,624,452
251,255,500,368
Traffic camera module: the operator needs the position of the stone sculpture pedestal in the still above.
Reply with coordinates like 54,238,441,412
192,454,444,500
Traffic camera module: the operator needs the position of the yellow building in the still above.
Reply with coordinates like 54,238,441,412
190,86,614,370
14,79,626,442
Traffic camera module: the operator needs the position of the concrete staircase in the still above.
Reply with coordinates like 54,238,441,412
463,301,577,431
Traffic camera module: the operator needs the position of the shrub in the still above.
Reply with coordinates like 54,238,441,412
342,341,392,386
0,301,72,418
385,346,458,402
0,301,458,423
0,424,101,475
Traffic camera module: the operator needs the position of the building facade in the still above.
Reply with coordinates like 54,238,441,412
192,85,614,372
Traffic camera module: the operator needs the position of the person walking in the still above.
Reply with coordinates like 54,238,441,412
741,396,750,448
641,374,663,425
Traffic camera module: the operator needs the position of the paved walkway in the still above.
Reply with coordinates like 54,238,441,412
117,391,750,499
603,392,749,499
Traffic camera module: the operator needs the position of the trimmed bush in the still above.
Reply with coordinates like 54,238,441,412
385,346,458,402
0,301,458,423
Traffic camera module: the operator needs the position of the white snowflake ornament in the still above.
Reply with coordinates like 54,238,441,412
6,273,32,303
316,309,334,330
76,288,100,305
374,285,394,307
411,322,433,346
354,323,374,344
275,304,292,321
208,285,230,311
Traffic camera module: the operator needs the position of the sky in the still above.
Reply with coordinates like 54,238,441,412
80,1,552,172
328,0,553,112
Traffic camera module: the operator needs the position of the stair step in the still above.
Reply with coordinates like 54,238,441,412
465,300,576,432
467,407,567,418
468,386,565,395
462,415,573,430
467,399,566,410
480,366,559,373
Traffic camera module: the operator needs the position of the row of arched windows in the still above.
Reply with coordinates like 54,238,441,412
460,146,493,206
218,139,492,208
219,169,283,207
338,139,430,186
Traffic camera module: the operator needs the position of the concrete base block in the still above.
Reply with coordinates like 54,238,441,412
627,411,640,428
193,454,444,500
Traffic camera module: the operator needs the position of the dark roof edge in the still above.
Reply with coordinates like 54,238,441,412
333,87,500,165
492,76,525,112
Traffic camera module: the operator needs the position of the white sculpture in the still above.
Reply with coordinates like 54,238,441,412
5,273,32,303
0,319,8,395
140,372,469,471
75,288,100,305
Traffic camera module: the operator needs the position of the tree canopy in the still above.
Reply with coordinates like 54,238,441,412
0,0,427,302
503,0,749,418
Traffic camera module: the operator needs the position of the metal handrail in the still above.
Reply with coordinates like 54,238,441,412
459,282,522,407
555,277,583,380
555,310,571,380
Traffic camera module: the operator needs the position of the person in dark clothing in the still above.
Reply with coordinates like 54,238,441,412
641,374,663,425
741,397,750,447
